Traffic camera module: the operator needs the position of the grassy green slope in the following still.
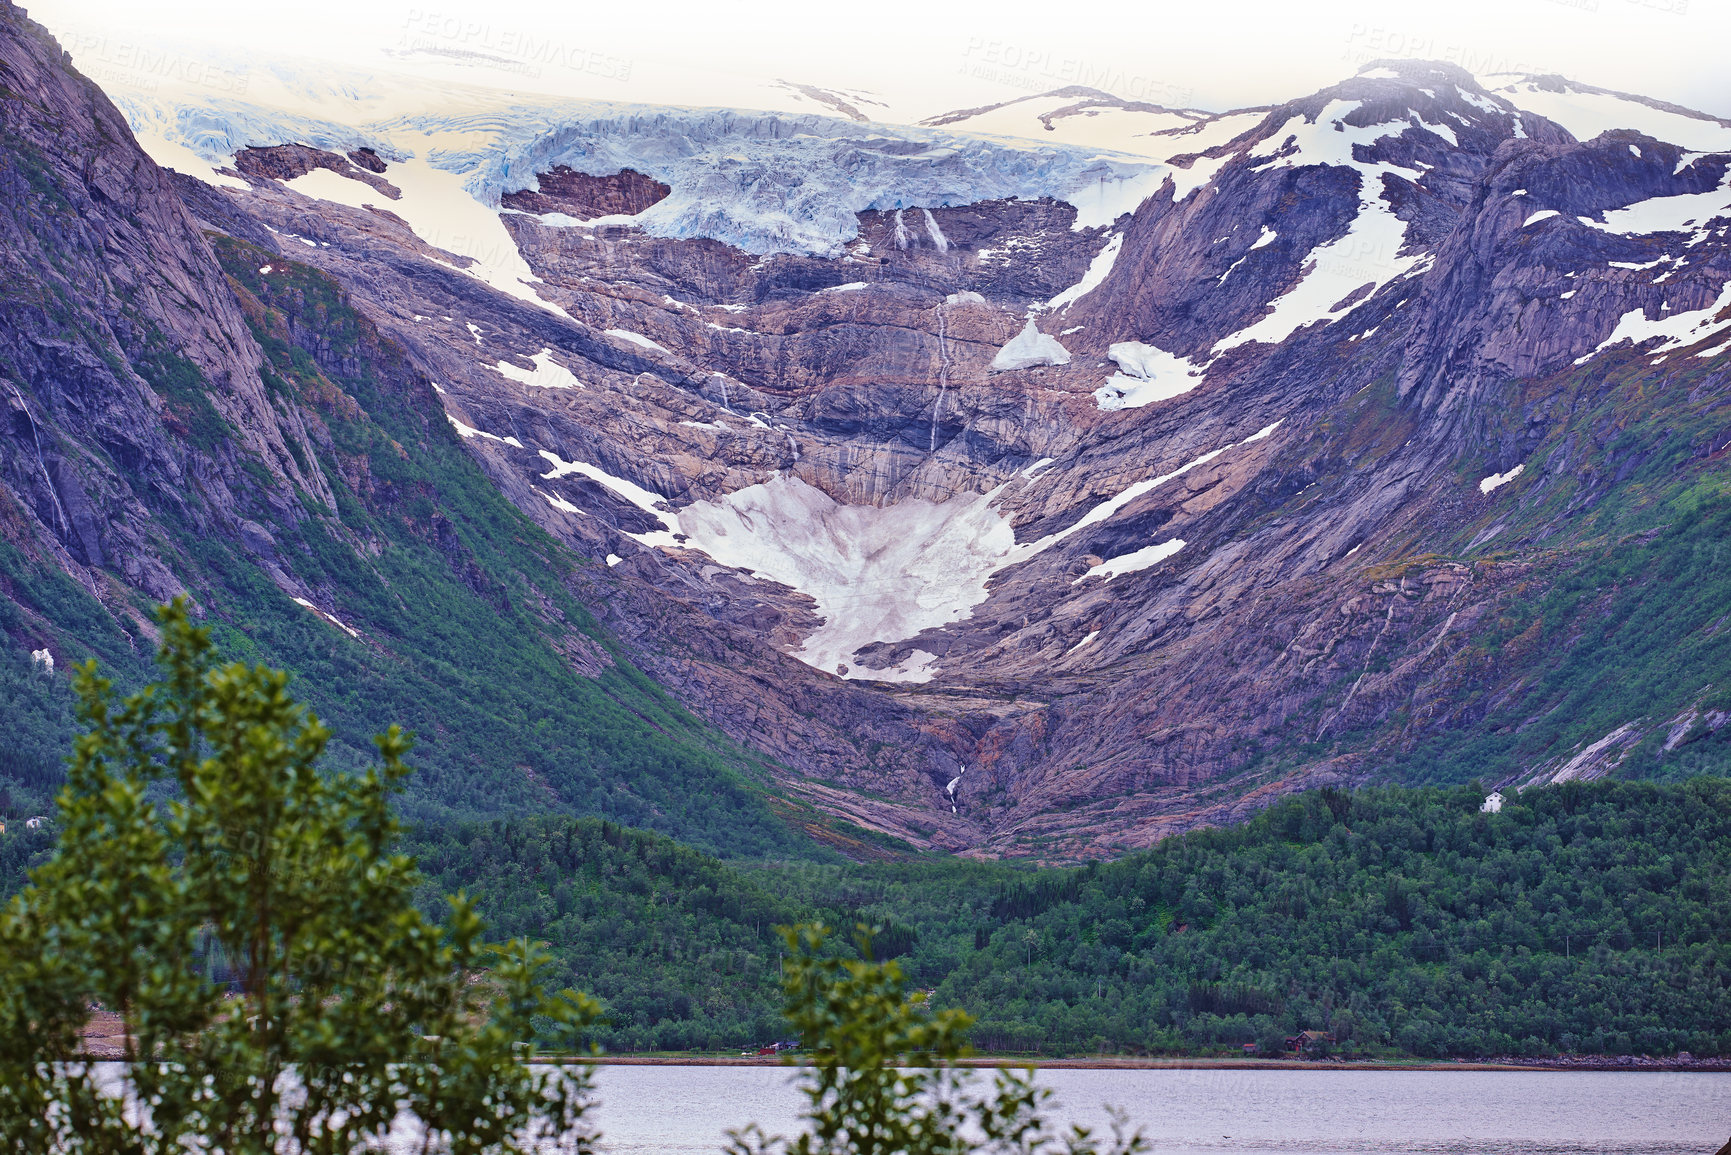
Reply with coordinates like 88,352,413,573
1290,345,1731,789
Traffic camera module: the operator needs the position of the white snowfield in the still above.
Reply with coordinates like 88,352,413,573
1574,279,1731,365
1483,77,1731,154
1211,99,1435,354
1579,169,1731,239
1095,341,1207,410
1479,464,1525,494
990,319,1071,371
492,349,584,390
676,476,1015,682
546,420,1279,683
280,160,567,317
1073,539,1187,583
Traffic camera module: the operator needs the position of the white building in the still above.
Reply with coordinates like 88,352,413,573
1481,791,1505,814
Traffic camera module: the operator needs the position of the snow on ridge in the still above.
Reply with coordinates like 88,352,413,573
1211,99,1431,353
1482,77,1731,153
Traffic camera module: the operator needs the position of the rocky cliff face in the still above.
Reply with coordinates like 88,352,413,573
11,13,1731,857
0,1,337,611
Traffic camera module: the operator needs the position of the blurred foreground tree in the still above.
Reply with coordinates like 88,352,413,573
727,924,1147,1155
0,599,599,1154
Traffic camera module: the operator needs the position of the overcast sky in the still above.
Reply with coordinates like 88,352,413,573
24,0,1731,120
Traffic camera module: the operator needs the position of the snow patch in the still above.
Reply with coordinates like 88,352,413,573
1574,279,1731,364
605,328,671,354
1073,538,1186,583
446,415,522,447
675,475,1015,682
1045,234,1122,310
538,450,680,548
1212,100,1429,352
1579,170,1731,237
291,596,360,639
990,319,1071,371
1095,342,1206,410
282,160,569,318
1066,629,1101,655
493,348,584,390
1479,463,1525,494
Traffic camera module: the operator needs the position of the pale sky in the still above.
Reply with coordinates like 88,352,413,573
23,0,1731,121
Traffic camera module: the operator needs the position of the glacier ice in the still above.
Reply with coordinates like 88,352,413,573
1095,341,1207,409
117,86,1174,257
990,319,1071,371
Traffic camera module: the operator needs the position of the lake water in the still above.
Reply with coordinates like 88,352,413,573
588,1066,1730,1155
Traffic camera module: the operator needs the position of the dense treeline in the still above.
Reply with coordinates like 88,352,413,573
412,781,1731,1058
928,781,1731,1058
402,817,807,1052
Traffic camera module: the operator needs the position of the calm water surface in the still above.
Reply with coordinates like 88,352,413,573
588,1067,1730,1155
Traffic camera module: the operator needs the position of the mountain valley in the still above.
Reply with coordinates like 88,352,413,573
2,0,1730,860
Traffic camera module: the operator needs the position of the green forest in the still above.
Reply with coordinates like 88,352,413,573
384,779,1731,1059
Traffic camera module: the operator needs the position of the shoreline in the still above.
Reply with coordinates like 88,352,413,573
581,1055,1731,1073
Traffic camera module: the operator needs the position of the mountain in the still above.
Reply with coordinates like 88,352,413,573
5,3,1731,859
0,0,833,857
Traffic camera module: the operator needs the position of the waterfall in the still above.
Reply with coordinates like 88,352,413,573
921,208,949,253
946,769,965,815
893,208,910,250
6,382,71,538
929,302,950,453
